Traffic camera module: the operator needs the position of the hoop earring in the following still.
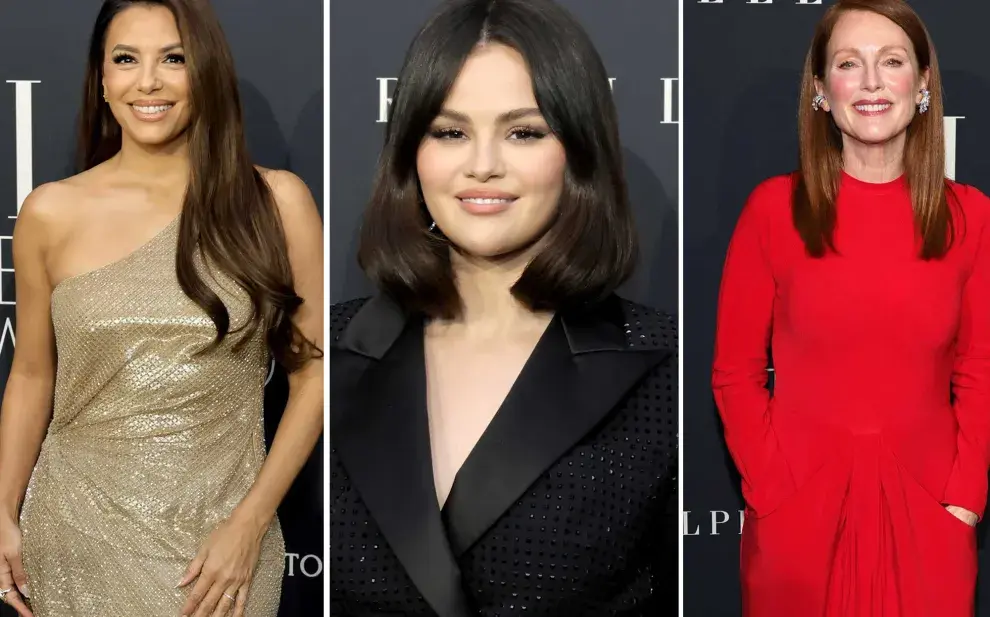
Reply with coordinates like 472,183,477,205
918,88,931,114
812,94,827,111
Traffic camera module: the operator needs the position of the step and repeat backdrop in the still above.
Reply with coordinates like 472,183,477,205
684,1,990,615
0,1,323,615
328,0,680,315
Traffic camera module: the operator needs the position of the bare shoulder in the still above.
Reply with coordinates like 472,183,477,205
17,164,122,256
256,167,321,249
255,168,321,269
15,181,79,247
257,167,316,214
21,164,115,225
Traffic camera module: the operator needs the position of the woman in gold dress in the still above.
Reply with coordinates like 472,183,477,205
0,1,324,616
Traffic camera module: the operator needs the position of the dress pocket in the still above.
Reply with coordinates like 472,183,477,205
892,454,975,535
746,417,833,520
928,484,980,533
939,504,980,532
890,455,977,614
750,455,837,522
739,455,848,610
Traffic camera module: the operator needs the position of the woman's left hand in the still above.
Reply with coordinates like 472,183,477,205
177,512,270,617
945,504,979,527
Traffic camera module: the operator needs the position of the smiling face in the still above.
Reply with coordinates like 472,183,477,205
816,9,929,150
102,4,192,149
415,43,567,260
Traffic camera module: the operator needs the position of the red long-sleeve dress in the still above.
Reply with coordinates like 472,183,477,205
713,171,990,617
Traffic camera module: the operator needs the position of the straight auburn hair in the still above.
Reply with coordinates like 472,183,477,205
357,0,637,319
795,0,954,259
80,0,319,370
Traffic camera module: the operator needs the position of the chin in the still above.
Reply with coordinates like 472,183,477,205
446,232,538,261
451,242,520,259
846,124,904,146
128,129,183,147
868,132,904,145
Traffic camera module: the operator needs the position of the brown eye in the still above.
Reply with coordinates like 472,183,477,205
429,127,465,140
508,127,547,141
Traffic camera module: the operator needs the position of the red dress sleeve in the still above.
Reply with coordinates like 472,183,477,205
712,179,795,517
942,188,990,519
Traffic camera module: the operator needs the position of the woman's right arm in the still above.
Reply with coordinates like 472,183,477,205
0,187,57,519
711,180,793,517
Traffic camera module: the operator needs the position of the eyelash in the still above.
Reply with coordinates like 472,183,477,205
111,52,186,65
427,126,548,141
837,58,904,69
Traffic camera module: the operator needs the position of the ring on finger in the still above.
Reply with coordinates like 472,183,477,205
223,590,237,601
0,587,11,602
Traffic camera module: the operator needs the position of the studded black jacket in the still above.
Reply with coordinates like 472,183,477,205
329,294,678,617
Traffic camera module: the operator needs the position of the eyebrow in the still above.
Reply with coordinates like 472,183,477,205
436,107,543,124
832,44,909,56
110,42,183,54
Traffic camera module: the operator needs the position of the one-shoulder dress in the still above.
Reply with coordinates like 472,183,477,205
19,217,284,615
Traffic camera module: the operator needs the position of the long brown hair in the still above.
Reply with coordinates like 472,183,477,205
795,0,953,259
79,0,318,371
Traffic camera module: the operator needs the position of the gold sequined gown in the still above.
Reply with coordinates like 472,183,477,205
18,217,284,616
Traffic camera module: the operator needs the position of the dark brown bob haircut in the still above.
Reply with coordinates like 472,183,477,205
357,0,637,319
794,0,956,259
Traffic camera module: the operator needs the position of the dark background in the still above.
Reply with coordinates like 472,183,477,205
328,0,680,314
684,1,990,615
0,1,324,614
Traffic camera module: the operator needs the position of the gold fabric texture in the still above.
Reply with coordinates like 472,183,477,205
19,217,284,616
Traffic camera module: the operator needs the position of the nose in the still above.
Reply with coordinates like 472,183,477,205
862,62,882,93
136,62,163,94
466,133,505,181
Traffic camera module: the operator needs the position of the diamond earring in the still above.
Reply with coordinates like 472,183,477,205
812,94,827,111
918,88,931,114
428,221,437,232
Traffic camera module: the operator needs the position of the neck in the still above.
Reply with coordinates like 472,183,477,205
841,132,906,183
435,247,553,338
111,132,190,185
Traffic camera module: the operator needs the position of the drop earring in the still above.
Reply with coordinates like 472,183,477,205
918,88,930,114
419,193,437,232
812,94,827,111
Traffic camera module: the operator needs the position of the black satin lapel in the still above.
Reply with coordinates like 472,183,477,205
331,321,474,617
442,316,670,557
337,294,408,359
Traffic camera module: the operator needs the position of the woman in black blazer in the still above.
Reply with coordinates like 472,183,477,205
329,1,678,615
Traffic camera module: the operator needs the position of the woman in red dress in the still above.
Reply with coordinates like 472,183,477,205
713,1,989,615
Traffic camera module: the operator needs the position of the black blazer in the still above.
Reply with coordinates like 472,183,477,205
329,294,678,617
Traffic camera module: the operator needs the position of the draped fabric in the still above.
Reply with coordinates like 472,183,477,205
714,173,990,616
